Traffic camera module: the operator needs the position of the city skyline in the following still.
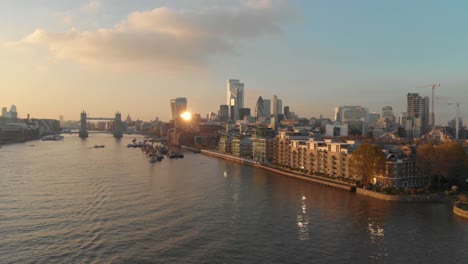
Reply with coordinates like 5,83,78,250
1,0,468,123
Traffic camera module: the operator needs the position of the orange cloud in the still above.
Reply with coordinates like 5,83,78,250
13,1,293,73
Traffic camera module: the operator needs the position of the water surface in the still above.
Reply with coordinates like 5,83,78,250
0,134,466,263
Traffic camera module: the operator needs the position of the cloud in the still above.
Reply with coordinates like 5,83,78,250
81,1,102,13
13,0,293,73
62,15,73,24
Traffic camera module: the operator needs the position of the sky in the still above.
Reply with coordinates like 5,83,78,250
1,0,468,124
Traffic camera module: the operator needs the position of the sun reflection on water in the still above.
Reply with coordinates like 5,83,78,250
367,218,388,262
297,195,309,240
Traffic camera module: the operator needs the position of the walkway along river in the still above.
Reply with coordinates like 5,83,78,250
201,150,446,202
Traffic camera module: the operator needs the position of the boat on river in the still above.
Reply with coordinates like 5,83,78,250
149,156,159,163
168,151,184,159
93,145,105,148
42,135,64,141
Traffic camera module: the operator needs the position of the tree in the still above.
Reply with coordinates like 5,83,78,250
349,143,386,185
417,142,468,188
416,142,437,187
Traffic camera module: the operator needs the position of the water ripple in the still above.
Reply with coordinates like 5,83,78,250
0,135,467,264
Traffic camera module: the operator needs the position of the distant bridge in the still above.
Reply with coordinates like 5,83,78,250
87,117,118,121
79,111,123,139
69,131,113,135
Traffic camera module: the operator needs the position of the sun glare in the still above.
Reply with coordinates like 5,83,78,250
180,112,192,121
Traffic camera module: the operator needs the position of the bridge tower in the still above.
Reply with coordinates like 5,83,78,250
79,111,88,138
113,111,123,139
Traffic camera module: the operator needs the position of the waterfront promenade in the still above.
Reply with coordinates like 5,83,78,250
201,149,447,202
201,150,355,191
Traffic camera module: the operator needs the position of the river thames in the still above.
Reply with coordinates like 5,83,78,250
0,134,466,263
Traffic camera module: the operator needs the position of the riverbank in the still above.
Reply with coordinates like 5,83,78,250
356,187,445,202
0,136,41,146
201,150,355,192
181,146,201,153
201,150,447,202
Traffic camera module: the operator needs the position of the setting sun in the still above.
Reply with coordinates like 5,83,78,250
180,111,192,121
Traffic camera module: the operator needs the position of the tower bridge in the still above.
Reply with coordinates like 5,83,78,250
79,111,123,139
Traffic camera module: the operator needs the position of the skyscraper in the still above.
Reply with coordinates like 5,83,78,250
2,105,18,119
334,106,368,135
284,106,290,119
277,99,283,115
405,93,429,138
263,99,271,119
227,79,244,121
254,96,265,118
367,113,380,128
334,107,342,122
398,113,407,126
382,106,394,121
219,105,229,120
335,106,368,123
272,95,279,119
240,108,251,120
378,106,395,132
170,98,187,127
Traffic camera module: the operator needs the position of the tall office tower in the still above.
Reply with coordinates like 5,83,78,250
378,106,395,132
170,98,187,127
277,99,283,115
334,107,342,122
367,113,380,128
335,106,368,135
254,96,265,118
284,106,290,119
9,105,18,119
239,108,251,120
382,106,394,120
272,95,279,119
263,99,271,118
335,106,368,123
219,105,229,120
227,79,244,121
1,107,7,117
405,93,429,138
398,113,407,126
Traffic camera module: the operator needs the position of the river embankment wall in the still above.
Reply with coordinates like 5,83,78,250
356,187,444,202
200,150,451,202
201,150,354,192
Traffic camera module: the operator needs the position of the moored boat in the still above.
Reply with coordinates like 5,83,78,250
42,135,64,141
167,151,184,159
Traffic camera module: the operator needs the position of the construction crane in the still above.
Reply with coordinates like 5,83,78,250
447,101,466,141
417,84,440,127
437,96,465,140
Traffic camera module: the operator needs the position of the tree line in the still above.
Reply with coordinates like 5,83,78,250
349,142,468,189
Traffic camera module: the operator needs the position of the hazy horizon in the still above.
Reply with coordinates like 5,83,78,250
1,0,468,124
